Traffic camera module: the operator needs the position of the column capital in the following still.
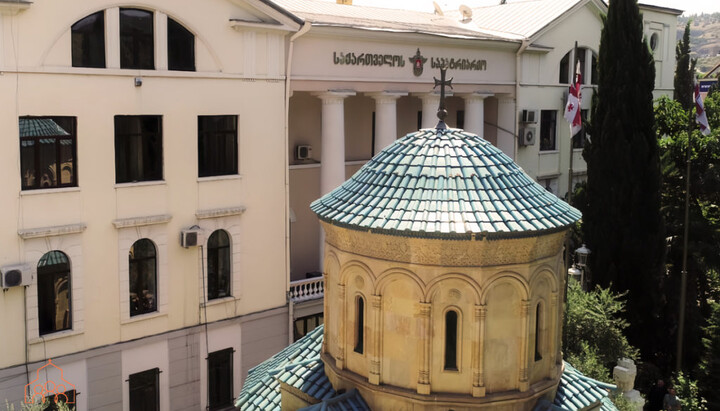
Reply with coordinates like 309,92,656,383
474,304,487,319
371,294,382,309
417,302,431,317
313,89,356,103
460,91,494,102
367,91,408,102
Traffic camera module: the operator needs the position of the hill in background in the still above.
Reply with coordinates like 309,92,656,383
678,13,720,76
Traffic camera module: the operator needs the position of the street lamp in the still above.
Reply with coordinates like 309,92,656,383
575,244,591,269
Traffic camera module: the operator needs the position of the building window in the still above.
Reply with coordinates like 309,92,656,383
37,251,72,336
128,368,160,411
20,117,77,190
72,11,106,68
444,310,458,370
559,48,597,85
456,110,465,130
590,52,598,85
572,110,588,149
168,17,195,71
354,296,364,354
207,230,231,300
208,348,233,410
43,390,77,410
559,52,570,83
198,115,237,177
129,239,157,317
115,115,163,183
540,110,557,151
535,303,543,361
120,8,154,70
294,313,324,341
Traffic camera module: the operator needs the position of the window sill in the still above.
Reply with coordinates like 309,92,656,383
201,296,238,308
20,186,80,196
29,329,84,344
197,174,242,183
114,180,166,189
539,150,559,155
121,311,167,325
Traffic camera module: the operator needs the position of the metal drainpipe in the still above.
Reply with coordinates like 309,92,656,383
285,21,311,344
515,39,530,160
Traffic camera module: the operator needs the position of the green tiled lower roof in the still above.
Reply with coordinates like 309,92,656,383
299,389,370,411
311,128,581,240
554,362,618,411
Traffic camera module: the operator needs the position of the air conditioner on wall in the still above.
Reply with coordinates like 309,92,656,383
296,145,312,161
1,264,33,288
518,127,537,146
521,109,538,124
180,228,203,248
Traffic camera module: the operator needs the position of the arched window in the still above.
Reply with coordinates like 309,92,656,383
444,310,458,370
37,251,72,335
559,48,598,85
168,17,195,71
535,303,543,361
72,11,106,68
129,239,157,316
120,8,154,69
354,296,365,354
207,230,231,300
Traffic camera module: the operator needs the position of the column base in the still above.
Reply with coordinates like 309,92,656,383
472,385,486,397
335,356,344,370
519,380,530,392
417,382,431,395
369,372,380,385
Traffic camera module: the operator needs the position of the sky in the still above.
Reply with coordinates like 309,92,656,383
334,0,720,16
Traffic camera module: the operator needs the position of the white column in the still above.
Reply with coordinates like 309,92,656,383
314,91,355,195
417,93,441,129
368,92,407,153
497,96,517,160
462,92,493,137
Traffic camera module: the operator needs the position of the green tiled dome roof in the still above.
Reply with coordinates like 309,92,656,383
311,128,581,239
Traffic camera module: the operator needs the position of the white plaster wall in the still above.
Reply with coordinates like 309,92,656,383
121,340,170,411
25,358,88,411
198,323,242,411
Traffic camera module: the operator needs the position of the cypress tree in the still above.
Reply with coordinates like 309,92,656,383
582,0,665,357
674,21,696,111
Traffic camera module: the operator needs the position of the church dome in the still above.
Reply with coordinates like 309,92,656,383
311,128,581,239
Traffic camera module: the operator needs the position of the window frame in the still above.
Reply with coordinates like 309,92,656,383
129,239,158,317
20,116,78,191
167,17,195,72
71,11,106,68
37,251,72,336
128,368,160,411
444,309,459,371
354,295,365,354
534,303,544,361
119,8,155,70
114,115,163,184
539,110,557,152
207,230,231,300
207,348,234,410
198,115,238,178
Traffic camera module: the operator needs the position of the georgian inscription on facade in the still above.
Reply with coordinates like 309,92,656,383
331,49,488,71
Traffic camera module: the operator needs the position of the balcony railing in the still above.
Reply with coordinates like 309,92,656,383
289,277,324,302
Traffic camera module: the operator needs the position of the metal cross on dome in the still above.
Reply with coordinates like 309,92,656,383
433,66,453,130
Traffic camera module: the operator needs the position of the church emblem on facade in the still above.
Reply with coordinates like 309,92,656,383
409,48,427,76
24,359,76,406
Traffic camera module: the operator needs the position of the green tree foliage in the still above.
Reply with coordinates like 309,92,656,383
563,280,639,383
674,21,697,111
699,303,720,409
581,0,665,358
672,372,708,411
4,399,74,411
655,91,720,371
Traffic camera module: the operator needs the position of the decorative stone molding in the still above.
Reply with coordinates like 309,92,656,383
18,223,86,239
112,214,171,228
195,206,246,219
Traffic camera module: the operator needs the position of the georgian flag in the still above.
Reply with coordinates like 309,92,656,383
695,81,711,136
564,61,582,136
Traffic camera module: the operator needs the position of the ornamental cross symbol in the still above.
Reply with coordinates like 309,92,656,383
433,66,453,130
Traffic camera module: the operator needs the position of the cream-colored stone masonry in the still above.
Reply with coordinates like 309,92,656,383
320,222,567,411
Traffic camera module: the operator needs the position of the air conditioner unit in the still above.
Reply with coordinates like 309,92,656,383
180,228,204,248
521,109,538,124
518,127,537,146
296,145,312,161
1,264,33,288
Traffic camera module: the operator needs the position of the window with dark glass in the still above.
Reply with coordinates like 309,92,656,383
535,304,543,361
43,390,77,411
208,348,233,410
168,17,195,71
456,110,465,130
115,115,163,183
444,310,458,370
129,239,157,317
37,251,71,335
72,11,106,68
129,368,159,411
591,52,598,85
198,115,237,177
559,52,570,84
572,110,588,149
540,110,557,151
207,230,231,300
354,296,364,354
120,8,154,70
294,313,324,341
20,117,77,190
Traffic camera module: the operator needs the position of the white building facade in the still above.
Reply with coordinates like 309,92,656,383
0,0,298,409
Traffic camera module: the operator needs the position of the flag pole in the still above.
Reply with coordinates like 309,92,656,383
565,41,579,285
